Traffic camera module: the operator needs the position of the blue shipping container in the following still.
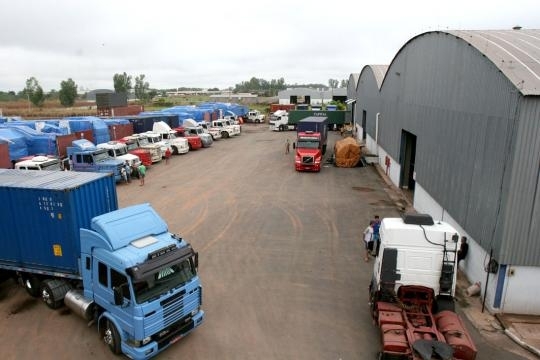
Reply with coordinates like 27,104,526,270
0,170,118,277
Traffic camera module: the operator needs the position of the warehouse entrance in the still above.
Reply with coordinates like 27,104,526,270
399,130,416,191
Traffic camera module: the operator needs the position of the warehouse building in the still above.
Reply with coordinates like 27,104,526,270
351,29,540,315
278,87,347,105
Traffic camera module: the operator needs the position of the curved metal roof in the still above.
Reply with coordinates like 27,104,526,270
358,65,388,90
446,29,540,96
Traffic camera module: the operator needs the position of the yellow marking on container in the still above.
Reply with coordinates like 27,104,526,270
53,244,63,256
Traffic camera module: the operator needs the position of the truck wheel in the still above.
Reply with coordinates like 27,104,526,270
279,125,284,132
222,131,229,139
172,147,179,155
103,319,122,355
23,275,41,297
40,279,71,309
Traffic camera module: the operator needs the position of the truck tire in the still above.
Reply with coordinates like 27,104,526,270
40,279,71,309
172,146,179,155
222,131,229,139
103,319,122,355
279,125,284,132
23,275,41,298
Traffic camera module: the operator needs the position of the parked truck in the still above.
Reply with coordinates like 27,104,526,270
0,170,204,359
152,121,190,154
118,137,153,167
211,120,235,139
369,214,477,360
178,119,213,148
269,110,294,131
121,135,162,164
200,121,222,141
14,155,64,171
66,139,124,182
245,110,265,123
96,141,142,168
294,117,328,172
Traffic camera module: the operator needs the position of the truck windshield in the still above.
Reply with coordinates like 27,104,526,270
297,139,320,149
115,147,128,156
94,151,111,162
41,161,62,170
126,142,138,151
132,259,195,304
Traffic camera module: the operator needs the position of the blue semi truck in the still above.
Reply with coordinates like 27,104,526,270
66,139,124,182
0,170,204,359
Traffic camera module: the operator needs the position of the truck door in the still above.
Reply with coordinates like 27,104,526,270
94,260,134,333
379,248,401,301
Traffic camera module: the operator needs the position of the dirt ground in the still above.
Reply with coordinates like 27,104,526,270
0,124,530,359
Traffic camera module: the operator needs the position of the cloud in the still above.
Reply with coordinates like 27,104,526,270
0,0,538,91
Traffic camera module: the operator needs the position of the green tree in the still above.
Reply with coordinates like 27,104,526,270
340,79,348,88
328,79,339,89
134,74,150,102
24,77,45,107
59,78,78,106
113,72,132,94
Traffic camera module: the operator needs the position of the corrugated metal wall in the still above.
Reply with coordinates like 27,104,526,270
357,32,540,265
500,97,540,265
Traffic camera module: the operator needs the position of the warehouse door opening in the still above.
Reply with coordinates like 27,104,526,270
399,130,416,192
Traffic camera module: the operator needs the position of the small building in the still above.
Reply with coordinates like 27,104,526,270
278,87,347,105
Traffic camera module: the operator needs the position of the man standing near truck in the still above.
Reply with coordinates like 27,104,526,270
372,215,381,256
138,163,146,186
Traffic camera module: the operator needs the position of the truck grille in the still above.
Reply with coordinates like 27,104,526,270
144,285,201,336
302,156,314,165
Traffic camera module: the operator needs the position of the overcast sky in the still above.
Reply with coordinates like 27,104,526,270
0,0,537,92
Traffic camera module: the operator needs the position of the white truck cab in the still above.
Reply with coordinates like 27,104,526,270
142,131,174,156
371,214,460,304
212,119,238,138
246,110,265,123
14,155,63,171
269,110,293,131
96,141,141,167
152,121,189,154
200,121,222,140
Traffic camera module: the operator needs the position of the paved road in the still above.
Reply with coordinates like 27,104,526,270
0,124,529,359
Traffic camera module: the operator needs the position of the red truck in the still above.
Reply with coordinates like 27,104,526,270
117,136,154,166
174,126,203,150
294,117,328,172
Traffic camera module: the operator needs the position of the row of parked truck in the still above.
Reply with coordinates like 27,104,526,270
11,118,242,182
0,116,248,359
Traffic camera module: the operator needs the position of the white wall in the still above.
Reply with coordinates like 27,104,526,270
413,183,540,314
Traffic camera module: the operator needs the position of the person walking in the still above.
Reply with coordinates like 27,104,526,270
138,163,146,186
164,148,171,164
285,139,290,154
363,221,374,262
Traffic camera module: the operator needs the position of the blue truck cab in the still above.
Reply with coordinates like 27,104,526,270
67,139,124,182
80,204,204,359
0,170,204,360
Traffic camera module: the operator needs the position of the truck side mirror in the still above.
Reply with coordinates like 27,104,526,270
194,252,199,269
292,142,296,149
113,286,124,306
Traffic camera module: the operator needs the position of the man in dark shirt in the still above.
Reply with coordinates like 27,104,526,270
458,237,469,263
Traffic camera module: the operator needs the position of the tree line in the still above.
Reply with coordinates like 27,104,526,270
233,77,348,96
0,75,349,107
